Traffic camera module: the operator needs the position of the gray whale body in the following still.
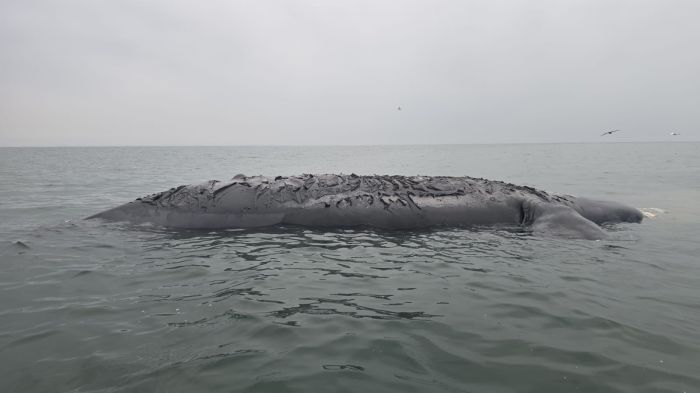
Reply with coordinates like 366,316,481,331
88,174,643,239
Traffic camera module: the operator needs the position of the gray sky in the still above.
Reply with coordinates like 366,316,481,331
1,0,698,146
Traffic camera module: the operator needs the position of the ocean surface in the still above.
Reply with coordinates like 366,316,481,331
1,143,699,393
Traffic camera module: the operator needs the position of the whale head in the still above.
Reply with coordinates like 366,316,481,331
568,197,643,225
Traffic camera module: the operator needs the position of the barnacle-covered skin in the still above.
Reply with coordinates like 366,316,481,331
88,174,642,239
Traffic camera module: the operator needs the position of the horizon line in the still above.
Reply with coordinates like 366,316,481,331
0,140,696,148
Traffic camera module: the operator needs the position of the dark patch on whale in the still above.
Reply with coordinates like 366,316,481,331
87,174,643,240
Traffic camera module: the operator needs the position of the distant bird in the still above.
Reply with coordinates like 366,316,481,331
397,106,402,111
601,129,621,136
670,132,680,136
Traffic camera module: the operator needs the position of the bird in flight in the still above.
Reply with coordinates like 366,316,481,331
601,129,621,136
397,106,402,111
670,132,680,136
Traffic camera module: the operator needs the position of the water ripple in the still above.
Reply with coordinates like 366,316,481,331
1,220,699,392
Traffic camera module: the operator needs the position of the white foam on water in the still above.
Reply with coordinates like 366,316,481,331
640,207,666,219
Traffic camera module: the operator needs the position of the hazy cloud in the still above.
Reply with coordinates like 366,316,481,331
1,0,698,146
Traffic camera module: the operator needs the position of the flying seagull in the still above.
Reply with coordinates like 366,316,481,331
670,132,680,136
397,106,402,111
601,129,621,136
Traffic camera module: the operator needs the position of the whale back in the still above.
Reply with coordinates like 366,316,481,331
87,174,642,238
90,174,545,229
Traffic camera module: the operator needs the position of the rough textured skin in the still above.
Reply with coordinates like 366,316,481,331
88,174,643,239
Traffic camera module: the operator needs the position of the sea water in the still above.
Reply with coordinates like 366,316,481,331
1,143,699,392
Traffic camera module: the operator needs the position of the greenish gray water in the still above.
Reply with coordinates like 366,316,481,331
1,143,699,392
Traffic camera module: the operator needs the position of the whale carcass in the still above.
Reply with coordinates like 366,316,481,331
88,174,643,239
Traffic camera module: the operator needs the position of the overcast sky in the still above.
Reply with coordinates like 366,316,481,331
1,0,698,146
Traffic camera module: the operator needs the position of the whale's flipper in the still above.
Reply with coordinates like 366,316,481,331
530,204,608,240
